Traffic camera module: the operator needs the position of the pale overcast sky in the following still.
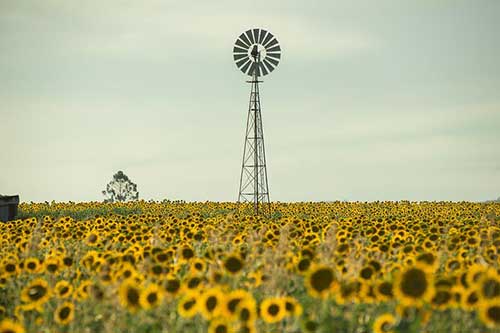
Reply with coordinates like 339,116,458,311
1,1,499,202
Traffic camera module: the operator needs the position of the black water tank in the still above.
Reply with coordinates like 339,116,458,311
0,195,19,222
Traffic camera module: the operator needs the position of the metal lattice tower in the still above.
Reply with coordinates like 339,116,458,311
233,28,281,215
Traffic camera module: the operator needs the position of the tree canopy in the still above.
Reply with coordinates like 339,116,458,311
102,171,139,203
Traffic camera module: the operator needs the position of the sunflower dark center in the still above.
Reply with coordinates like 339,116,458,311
240,308,250,321
165,279,180,293
29,285,47,301
147,292,158,304
188,277,201,289
298,259,311,271
466,292,478,305
379,282,393,296
228,298,241,312
215,324,228,333
206,296,217,311
183,299,196,310
482,278,500,299
360,267,373,280
400,268,427,298
487,305,500,323
224,257,243,273
182,248,194,259
47,264,58,272
432,290,452,305
126,287,140,305
268,304,280,316
59,306,71,320
27,262,36,270
311,268,334,292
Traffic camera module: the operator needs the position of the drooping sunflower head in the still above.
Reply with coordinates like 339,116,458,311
54,301,75,325
20,278,51,309
477,269,500,301
199,287,225,320
208,317,233,333
372,313,397,333
177,291,199,318
478,299,500,329
118,280,142,313
283,296,303,317
224,289,252,319
0,318,25,333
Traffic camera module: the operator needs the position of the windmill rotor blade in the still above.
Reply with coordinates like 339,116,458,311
266,45,281,53
266,52,281,60
234,53,248,61
263,59,276,73
248,62,257,76
245,30,255,44
240,59,252,74
265,56,279,66
238,58,252,72
259,62,269,76
233,46,248,54
258,29,268,44
235,56,250,67
239,33,251,47
253,29,260,45
235,38,249,49
265,38,278,49
262,32,274,47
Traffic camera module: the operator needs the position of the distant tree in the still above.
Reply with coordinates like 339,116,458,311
102,171,139,203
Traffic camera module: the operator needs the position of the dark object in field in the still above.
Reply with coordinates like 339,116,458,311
0,194,19,222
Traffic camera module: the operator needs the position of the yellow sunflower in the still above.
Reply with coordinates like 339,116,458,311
223,254,244,275
55,280,73,299
236,298,257,324
260,297,286,324
0,319,25,333
199,287,225,320
163,276,181,296
305,265,337,298
24,257,42,274
139,283,163,310
373,313,397,333
394,264,434,306
283,296,303,317
118,280,142,313
54,301,75,325
478,299,500,329
223,289,253,319
208,317,234,333
476,269,500,301
20,278,51,310
177,291,199,318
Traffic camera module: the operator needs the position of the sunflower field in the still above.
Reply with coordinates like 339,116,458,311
1,201,499,333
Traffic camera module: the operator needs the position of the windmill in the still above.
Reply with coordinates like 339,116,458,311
233,28,281,215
